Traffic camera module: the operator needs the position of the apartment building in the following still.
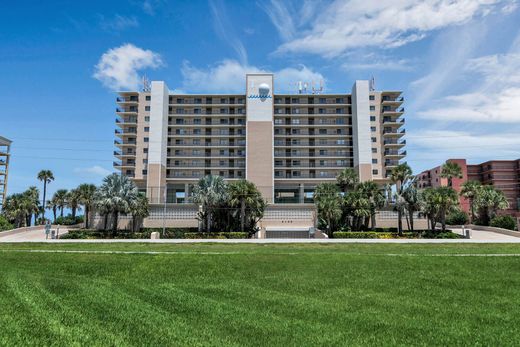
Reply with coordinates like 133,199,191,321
114,74,406,205
0,136,11,211
418,159,520,217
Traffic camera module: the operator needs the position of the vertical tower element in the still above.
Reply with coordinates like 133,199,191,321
245,74,274,203
352,80,372,182
146,81,169,203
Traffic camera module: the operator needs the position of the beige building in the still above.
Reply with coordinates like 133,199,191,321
113,74,405,234
0,136,11,211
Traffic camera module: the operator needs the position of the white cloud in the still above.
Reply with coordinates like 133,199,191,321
407,130,520,168
93,43,163,91
142,0,163,15
209,0,248,64
179,60,325,93
344,58,413,71
418,51,520,123
74,166,112,177
271,0,510,57
99,14,139,32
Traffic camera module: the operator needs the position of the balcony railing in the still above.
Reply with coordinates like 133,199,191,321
116,97,138,102
116,107,138,113
384,150,407,156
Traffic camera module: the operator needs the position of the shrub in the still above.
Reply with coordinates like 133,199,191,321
141,228,199,239
184,232,249,239
55,215,84,226
0,215,13,231
446,210,468,225
332,230,459,239
490,215,517,231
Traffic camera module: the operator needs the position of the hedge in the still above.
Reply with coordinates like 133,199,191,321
333,230,460,239
55,215,84,226
184,232,249,239
490,215,517,231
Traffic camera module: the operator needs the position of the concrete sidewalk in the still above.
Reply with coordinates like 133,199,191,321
0,226,69,242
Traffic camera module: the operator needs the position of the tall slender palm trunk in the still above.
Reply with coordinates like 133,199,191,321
41,182,47,224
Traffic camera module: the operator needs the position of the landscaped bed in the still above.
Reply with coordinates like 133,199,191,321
59,228,250,239
332,229,461,239
0,242,519,345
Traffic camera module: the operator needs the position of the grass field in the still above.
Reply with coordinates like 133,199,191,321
1,243,520,346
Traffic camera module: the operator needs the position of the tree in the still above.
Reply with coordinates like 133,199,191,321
228,180,266,235
96,173,139,231
459,180,481,223
191,175,228,232
440,161,463,187
24,186,40,226
475,186,509,225
3,193,33,228
402,183,421,232
344,190,372,230
314,183,342,237
420,188,440,231
435,187,460,231
336,168,358,194
37,170,54,224
390,163,413,234
129,193,149,232
53,189,68,218
78,183,97,229
46,198,58,223
67,188,81,218
357,181,385,229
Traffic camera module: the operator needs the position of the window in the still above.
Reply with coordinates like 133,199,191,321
372,148,377,153
371,126,376,132
194,118,201,124
370,106,376,111
370,116,376,121
194,108,201,114
369,95,375,101
318,108,325,114
144,137,149,142
146,95,151,101
143,148,148,153
144,116,150,122
144,127,149,132
319,98,326,104
143,159,148,164
371,137,377,143
142,169,148,175
372,169,378,175
372,159,378,164
145,106,151,111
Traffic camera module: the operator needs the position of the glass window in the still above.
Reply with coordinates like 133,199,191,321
369,95,375,101
145,95,151,101
370,106,375,111
145,106,151,111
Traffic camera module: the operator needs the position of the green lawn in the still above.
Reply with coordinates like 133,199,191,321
1,243,520,346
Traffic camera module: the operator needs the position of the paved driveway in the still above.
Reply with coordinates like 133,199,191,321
451,227,520,241
0,226,68,242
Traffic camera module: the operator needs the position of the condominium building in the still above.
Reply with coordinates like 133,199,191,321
114,74,406,205
418,159,520,217
0,136,11,211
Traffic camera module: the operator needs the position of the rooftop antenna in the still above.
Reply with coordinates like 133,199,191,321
142,75,151,92
369,76,376,91
298,81,303,94
312,79,324,95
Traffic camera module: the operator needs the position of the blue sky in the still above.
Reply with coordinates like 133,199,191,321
2,0,520,200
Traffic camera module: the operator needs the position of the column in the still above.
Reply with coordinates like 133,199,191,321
352,80,372,182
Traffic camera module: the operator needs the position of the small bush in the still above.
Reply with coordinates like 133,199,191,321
490,215,517,231
0,215,14,231
446,210,468,225
55,215,84,226
184,232,249,239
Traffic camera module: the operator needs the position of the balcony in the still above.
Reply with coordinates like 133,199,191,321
116,107,138,114
115,129,137,136
382,107,404,114
383,139,406,146
382,117,405,125
382,129,406,137
384,150,407,157
116,96,138,103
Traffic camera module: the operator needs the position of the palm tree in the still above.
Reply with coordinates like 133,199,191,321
78,183,97,229
357,181,385,229
46,198,58,223
3,193,33,228
459,180,481,223
191,175,228,232
440,161,463,187
37,170,54,224
336,168,358,194
475,185,509,225
96,173,139,231
53,189,68,218
402,184,421,232
228,180,266,234
435,187,460,231
390,163,413,234
314,183,342,237
420,188,440,231
67,188,81,218
24,186,40,226
129,193,150,232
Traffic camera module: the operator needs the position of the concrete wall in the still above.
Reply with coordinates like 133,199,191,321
351,80,372,182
